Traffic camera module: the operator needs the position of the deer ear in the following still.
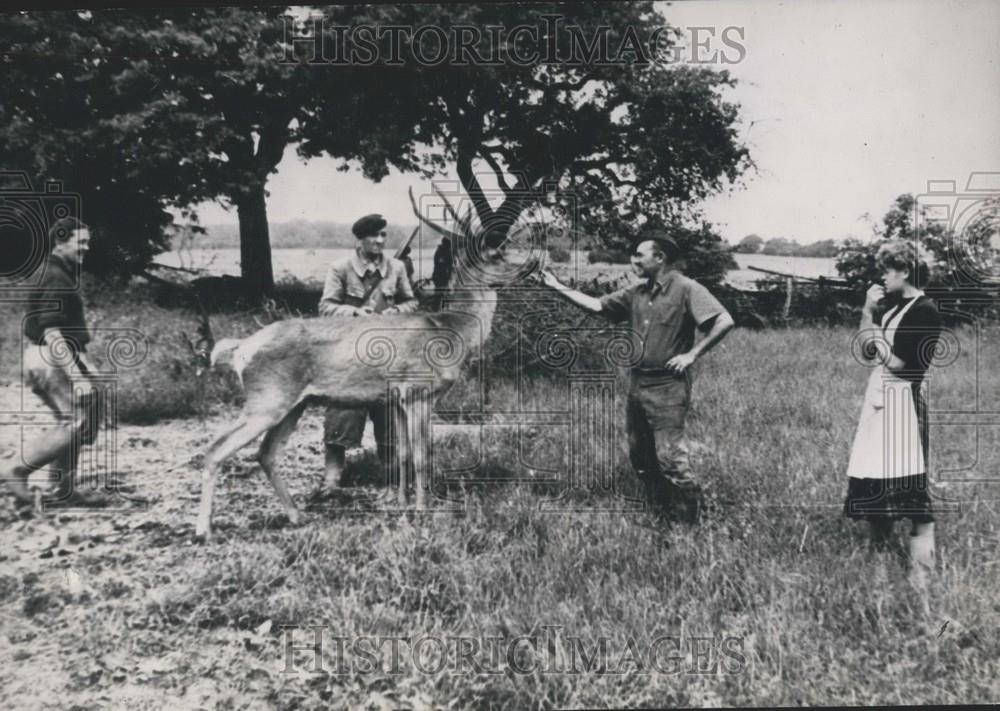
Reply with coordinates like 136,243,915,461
180,330,197,356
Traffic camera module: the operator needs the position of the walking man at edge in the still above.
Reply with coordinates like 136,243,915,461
4,217,106,508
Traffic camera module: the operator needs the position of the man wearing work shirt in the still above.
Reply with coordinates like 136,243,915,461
318,213,418,493
540,231,735,522
4,217,104,507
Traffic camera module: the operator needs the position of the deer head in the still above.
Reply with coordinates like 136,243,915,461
408,186,540,291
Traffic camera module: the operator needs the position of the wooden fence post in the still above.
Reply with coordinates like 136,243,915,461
783,276,794,319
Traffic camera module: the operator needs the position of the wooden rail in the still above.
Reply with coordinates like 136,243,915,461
745,265,849,285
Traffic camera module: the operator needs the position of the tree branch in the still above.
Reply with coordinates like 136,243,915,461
482,142,517,165
480,149,512,195
575,160,637,187
255,115,293,177
527,70,598,93
456,145,495,226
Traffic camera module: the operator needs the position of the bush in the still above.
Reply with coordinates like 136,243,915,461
835,194,1000,320
587,248,631,264
547,245,571,263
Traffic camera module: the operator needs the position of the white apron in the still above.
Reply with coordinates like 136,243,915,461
846,296,926,480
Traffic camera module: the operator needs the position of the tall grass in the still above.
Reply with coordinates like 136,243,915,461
149,320,1000,706
3,282,999,708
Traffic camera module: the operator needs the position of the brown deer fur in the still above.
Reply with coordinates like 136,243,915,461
194,189,506,540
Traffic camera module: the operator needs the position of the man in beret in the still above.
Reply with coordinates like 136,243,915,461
317,213,418,492
539,229,735,523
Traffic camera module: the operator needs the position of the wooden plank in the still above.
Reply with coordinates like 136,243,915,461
746,265,849,285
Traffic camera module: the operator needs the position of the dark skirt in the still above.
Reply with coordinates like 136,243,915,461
844,474,934,524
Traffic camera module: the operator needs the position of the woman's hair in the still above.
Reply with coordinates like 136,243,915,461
47,216,88,246
876,239,933,286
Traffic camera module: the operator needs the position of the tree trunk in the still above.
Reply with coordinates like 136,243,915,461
236,180,274,296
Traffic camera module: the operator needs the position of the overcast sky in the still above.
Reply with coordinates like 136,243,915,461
180,0,1000,245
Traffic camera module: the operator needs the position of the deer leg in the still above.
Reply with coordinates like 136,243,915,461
196,413,283,541
404,385,431,511
418,387,432,510
257,401,307,525
391,394,410,507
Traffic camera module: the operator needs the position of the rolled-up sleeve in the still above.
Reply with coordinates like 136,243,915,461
599,285,634,323
687,281,728,328
319,264,352,316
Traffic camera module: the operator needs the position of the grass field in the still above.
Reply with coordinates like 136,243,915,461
2,283,1000,708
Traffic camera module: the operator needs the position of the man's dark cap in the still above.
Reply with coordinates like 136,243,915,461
352,214,387,239
634,228,680,259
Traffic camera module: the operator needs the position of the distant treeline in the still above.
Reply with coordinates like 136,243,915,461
171,220,420,250
733,235,841,258
173,222,842,259
171,220,578,251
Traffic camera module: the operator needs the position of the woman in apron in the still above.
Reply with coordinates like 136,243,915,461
845,240,942,589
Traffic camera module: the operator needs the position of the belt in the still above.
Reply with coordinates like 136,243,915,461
631,367,677,378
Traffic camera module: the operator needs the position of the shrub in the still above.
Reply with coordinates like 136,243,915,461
587,248,631,264
547,245,571,263
835,194,1000,320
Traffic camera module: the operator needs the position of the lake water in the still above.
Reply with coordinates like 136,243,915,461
154,248,839,290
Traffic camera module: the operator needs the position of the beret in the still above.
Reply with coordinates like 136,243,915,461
352,214,387,239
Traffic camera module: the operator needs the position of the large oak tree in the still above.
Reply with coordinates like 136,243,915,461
2,4,750,293
299,3,749,253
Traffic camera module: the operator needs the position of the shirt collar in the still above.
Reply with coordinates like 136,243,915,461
48,253,75,276
351,248,385,277
647,268,678,295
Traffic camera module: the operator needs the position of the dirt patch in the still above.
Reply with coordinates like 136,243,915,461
0,381,373,709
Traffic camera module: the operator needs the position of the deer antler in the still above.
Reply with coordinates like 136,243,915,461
431,182,462,224
457,204,476,237
408,186,464,242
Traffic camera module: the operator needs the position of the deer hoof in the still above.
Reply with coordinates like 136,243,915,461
287,508,300,526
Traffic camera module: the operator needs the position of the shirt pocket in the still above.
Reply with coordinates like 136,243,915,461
345,281,368,300
654,299,684,325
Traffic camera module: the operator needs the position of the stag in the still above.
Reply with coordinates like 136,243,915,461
191,188,514,540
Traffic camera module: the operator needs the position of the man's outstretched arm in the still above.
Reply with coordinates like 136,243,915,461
539,270,606,315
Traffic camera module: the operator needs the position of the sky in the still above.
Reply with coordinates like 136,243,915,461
178,0,1000,245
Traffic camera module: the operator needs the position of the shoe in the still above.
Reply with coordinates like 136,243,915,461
45,490,114,508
